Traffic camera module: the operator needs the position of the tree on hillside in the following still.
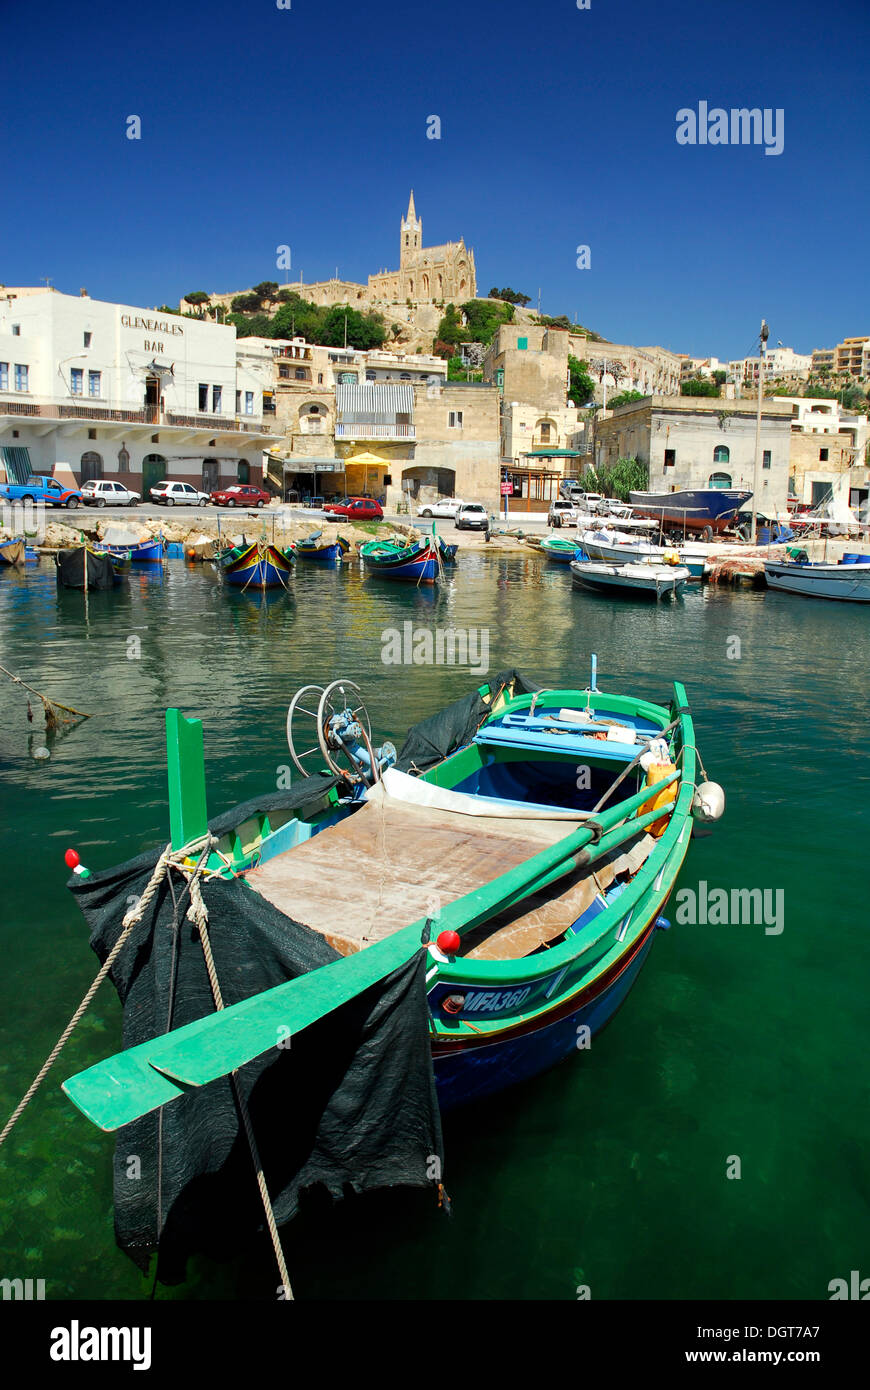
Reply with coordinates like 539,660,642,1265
567,356,595,407
231,292,263,314
488,286,531,306
712,370,727,387
183,291,210,307
252,281,280,302
681,377,720,397
605,390,646,411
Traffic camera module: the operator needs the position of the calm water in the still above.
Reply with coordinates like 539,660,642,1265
0,551,868,1300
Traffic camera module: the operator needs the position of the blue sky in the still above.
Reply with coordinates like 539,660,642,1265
3,0,867,360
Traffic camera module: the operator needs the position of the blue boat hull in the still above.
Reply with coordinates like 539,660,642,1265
297,543,344,563
363,551,438,583
433,924,656,1110
629,489,752,533
104,539,164,564
224,559,291,588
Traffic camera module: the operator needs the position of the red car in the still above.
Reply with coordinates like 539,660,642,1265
210,484,271,508
323,496,384,521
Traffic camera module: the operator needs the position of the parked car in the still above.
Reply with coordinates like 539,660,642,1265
548,498,579,528
0,475,82,508
416,497,464,518
80,479,141,507
323,497,384,521
149,480,210,506
210,483,270,508
558,480,584,500
455,502,490,531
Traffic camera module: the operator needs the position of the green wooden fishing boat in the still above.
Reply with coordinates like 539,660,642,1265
539,534,584,564
62,664,724,1135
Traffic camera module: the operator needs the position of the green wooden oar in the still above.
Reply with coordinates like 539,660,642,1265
62,771,679,1131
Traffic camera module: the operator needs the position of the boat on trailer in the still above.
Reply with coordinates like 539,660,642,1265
629,488,752,537
62,667,721,1131
360,535,439,583
763,555,870,602
571,559,691,598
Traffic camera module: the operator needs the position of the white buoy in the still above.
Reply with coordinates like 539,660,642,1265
692,781,725,822
33,746,51,761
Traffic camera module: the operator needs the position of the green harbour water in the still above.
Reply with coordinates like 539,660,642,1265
0,551,868,1300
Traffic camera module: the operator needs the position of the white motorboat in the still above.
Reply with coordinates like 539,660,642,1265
763,557,870,602
570,559,691,598
580,528,706,579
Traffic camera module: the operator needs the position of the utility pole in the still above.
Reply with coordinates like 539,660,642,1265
750,318,769,543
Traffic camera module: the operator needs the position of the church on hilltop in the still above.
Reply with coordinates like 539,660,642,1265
201,193,477,315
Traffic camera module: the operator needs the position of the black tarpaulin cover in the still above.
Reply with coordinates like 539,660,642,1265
69,775,443,1283
55,547,117,590
395,668,540,774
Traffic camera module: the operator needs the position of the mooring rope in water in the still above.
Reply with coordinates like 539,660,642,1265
0,661,91,727
0,833,209,1150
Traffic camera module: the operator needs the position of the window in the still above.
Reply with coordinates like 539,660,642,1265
517,337,528,351
88,371,101,397
448,410,463,428
14,364,28,391
212,385,222,413
70,368,83,395
12,325,20,336
83,332,92,347
664,449,675,469
539,422,551,441
244,392,254,415
713,445,730,463
819,448,829,462
235,390,241,412
279,366,290,378
708,471,732,489
199,384,209,411
294,367,308,380
762,450,771,470
317,372,323,384
0,363,7,390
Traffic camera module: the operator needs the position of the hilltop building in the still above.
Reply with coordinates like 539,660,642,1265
811,337,869,381
200,193,476,316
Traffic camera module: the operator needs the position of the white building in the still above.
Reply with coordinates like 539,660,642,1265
0,286,279,496
728,347,812,384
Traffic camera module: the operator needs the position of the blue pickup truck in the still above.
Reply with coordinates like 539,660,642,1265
0,475,83,508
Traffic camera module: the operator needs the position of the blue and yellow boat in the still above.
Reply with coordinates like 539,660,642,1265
217,539,296,589
360,535,439,583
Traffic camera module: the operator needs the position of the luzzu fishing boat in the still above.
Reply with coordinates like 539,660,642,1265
360,535,439,583
55,544,129,589
101,535,165,564
61,667,723,1138
217,538,296,589
296,531,350,563
539,534,584,564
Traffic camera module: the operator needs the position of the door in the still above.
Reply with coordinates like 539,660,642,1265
144,376,161,424
79,451,103,484
142,454,166,498
202,459,219,493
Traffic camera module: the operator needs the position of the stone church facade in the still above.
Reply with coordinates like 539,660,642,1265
200,193,476,315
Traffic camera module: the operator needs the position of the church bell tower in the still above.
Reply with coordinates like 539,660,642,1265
400,190,421,266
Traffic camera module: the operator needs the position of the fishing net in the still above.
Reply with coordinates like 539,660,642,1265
396,668,540,773
69,775,443,1284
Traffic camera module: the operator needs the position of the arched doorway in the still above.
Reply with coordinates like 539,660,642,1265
201,457,219,492
79,451,103,484
142,453,167,497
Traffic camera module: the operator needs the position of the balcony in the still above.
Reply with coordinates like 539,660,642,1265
0,394,266,433
335,422,416,440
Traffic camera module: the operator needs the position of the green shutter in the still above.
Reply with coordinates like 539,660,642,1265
517,337,528,351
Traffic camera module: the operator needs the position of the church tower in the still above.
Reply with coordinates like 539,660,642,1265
400,190,421,267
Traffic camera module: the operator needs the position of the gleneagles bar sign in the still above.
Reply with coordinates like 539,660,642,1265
120,314,184,336
120,312,184,356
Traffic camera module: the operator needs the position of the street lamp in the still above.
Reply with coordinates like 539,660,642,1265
750,319,769,543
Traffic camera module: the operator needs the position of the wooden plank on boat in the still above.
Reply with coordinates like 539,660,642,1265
246,797,583,955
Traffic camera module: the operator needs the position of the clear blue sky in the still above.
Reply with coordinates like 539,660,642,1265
3,0,867,360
